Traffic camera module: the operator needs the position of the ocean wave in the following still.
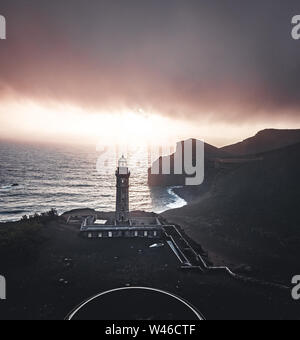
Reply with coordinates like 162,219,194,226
166,186,187,210
0,184,19,191
0,210,26,215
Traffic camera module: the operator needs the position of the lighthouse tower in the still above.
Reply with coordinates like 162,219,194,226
115,155,130,224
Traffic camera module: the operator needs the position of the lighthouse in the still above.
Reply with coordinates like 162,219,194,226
115,155,130,224
79,154,163,239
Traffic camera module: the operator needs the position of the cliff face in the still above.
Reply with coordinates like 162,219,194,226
149,129,300,282
162,142,300,283
148,139,230,187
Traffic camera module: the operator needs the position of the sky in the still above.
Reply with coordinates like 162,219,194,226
0,0,300,147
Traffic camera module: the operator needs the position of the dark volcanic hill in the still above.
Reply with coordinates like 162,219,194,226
148,139,230,187
162,142,300,283
221,129,300,156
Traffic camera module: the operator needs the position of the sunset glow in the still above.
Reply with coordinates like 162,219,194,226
0,100,196,146
0,98,299,148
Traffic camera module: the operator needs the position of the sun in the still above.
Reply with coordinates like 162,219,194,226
104,111,170,146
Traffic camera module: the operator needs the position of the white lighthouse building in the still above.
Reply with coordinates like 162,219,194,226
115,156,130,224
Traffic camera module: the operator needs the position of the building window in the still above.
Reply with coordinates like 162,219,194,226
144,231,148,237
134,231,138,237
98,233,102,238
154,231,157,237
88,233,92,238
108,232,113,238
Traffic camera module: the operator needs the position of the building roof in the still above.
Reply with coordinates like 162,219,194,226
81,225,162,232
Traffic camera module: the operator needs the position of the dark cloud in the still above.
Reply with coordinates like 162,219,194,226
0,0,300,123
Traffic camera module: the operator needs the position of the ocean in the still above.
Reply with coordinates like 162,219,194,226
0,141,186,222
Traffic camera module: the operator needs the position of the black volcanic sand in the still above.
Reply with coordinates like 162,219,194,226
0,220,299,320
